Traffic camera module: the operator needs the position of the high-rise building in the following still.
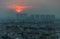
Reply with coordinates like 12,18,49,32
27,14,55,24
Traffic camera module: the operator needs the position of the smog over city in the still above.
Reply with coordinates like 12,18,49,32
0,0,60,18
0,0,60,39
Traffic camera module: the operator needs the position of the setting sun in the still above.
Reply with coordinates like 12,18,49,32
6,4,32,13
16,8,23,13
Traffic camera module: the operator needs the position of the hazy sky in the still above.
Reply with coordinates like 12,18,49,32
0,0,60,19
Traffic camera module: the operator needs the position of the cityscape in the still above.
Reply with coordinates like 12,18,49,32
0,13,60,39
0,0,60,39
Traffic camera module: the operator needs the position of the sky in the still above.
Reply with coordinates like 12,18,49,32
0,0,60,19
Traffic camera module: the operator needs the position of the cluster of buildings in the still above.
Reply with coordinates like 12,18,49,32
0,23,57,39
0,13,57,39
1,13,60,39
1,13,55,24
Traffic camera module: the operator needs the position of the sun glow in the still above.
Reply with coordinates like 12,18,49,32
6,4,32,13
16,8,23,13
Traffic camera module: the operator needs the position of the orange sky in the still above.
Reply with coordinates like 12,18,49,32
6,4,32,13
2,0,32,13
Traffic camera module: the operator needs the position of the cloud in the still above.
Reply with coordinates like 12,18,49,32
0,0,60,9
6,4,32,13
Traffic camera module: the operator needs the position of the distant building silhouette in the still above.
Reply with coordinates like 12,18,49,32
25,14,55,24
